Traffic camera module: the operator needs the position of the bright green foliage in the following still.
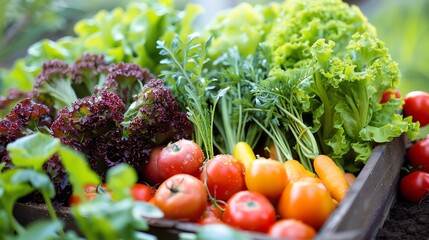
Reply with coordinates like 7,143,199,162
1,0,202,93
267,0,375,69
1,132,161,239
205,2,280,59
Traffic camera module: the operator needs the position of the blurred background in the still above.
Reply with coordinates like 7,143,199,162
0,0,427,136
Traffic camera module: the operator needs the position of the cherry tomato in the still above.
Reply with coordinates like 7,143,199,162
268,219,317,239
245,158,287,200
130,183,154,202
197,201,225,224
68,192,97,206
198,216,225,225
277,177,335,230
399,171,429,204
68,183,107,206
157,139,205,179
152,174,207,221
200,201,225,220
199,154,246,201
403,91,429,127
143,146,166,185
222,191,276,233
380,89,401,104
407,138,429,173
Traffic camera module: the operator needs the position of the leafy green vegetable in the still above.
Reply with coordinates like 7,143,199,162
299,33,419,171
205,2,280,59
1,132,161,239
209,45,271,154
0,0,202,94
252,67,319,170
157,33,222,160
267,0,375,70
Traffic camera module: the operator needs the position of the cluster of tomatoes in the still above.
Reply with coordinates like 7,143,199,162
386,90,429,204
69,138,353,239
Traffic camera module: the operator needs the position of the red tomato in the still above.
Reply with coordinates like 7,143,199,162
198,216,225,225
200,201,225,220
68,183,107,206
69,192,97,206
403,91,429,127
380,89,401,104
222,191,276,233
399,171,429,204
277,177,335,230
407,138,429,173
199,154,246,201
143,146,166,185
157,139,205,179
268,219,317,239
245,158,287,200
152,174,208,221
131,183,154,202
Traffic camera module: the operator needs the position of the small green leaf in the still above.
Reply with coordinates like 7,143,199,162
132,202,164,220
11,169,55,198
0,169,35,212
57,145,100,191
106,164,137,200
0,162,6,172
7,132,60,170
15,220,63,240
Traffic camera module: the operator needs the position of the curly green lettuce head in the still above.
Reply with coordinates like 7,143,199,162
300,33,418,171
267,0,376,69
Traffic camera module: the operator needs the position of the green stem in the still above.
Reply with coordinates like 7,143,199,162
8,210,25,235
43,193,65,237
221,96,235,154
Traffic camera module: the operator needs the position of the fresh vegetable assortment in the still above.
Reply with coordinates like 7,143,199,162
0,0,426,239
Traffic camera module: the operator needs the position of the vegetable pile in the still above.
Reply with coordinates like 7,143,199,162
0,0,425,239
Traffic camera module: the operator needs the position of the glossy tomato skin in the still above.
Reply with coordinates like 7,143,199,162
245,158,287,200
199,154,246,201
403,91,429,127
143,146,166,185
153,174,208,221
407,138,429,173
268,219,317,239
157,139,205,179
130,183,154,202
380,90,401,104
277,177,335,230
399,171,429,204
222,191,276,233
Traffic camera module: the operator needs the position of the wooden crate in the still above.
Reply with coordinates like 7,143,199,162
14,134,408,240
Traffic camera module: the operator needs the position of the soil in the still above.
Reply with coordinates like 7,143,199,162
375,194,429,240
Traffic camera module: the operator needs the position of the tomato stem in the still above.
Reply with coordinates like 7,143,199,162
169,143,181,152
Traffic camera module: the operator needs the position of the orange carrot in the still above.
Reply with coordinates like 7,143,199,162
313,155,350,202
283,160,316,185
344,172,357,186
